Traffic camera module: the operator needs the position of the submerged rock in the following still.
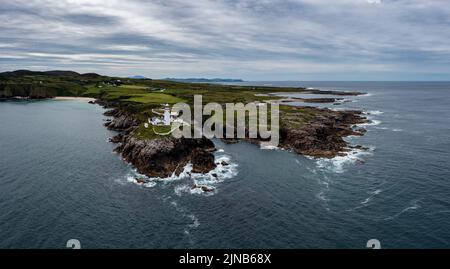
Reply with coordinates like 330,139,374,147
201,186,215,192
135,178,150,184
192,184,215,193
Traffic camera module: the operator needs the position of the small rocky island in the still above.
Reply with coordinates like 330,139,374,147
0,70,369,178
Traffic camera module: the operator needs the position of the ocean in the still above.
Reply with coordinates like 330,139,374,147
0,81,449,248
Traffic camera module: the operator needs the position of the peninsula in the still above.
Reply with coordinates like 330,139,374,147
0,70,369,178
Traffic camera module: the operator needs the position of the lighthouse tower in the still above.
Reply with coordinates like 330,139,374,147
163,106,171,125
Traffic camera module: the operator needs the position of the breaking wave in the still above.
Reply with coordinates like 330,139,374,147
174,155,239,196
315,146,375,174
120,152,238,197
357,119,381,127
365,110,384,115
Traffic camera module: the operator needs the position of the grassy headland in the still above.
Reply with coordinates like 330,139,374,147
0,70,317,139
0,70,366,149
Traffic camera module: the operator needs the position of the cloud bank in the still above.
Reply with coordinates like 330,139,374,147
1,0,449,80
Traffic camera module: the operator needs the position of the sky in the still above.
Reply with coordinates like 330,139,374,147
0,0,449,81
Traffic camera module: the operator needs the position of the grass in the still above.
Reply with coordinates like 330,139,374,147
0,71,327,141
124,93,185,104
82,85,103,97
134,123,173,140
118,85,149,90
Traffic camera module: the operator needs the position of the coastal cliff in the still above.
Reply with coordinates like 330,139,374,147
278,108,368,158
104,108,217,178
1,70,370,178
115,136,216,178
102,101,368,178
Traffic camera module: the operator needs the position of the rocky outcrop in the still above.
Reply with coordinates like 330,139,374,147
104,114,139,132
102,104,218,178
279,109,368,158
192,184,215,192
191,149,217,173
109,133,124,143
103,108,120,117
102,97,367,178
115,136,216,178
295,97,342,103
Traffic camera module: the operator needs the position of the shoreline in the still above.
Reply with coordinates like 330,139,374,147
0,70,370,178
54,96,96,102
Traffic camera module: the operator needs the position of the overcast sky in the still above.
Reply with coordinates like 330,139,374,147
1,0,449,80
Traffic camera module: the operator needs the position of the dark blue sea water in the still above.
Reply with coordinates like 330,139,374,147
1,82,450,249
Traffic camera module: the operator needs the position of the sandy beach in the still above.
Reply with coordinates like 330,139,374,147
54,96,96,102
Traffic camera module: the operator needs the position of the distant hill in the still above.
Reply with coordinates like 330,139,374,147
0,70,101,78
0,70,106,99
164,78,244,83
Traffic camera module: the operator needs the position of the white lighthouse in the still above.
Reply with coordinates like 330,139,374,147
163,106,171,125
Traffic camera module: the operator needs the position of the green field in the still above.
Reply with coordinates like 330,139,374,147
124,93,185,104
0,70,318,141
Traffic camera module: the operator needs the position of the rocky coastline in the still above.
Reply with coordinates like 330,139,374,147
100,102,217,178
1,70,371,180
278,108,368,158
100,102,368,179
3,94,369,178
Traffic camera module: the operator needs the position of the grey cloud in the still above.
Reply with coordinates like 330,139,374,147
0,0,449,80
62,14,120,26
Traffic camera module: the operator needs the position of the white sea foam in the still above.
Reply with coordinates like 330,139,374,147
361,197,372,205
316,191,328,201
371,189,382,195
315,146,375,174
260,144,279,150
125,171,157,188
384,199,422,221
346,189,383,211
165,196,201,237
122,153,238,196
374,126,402,132
174,155,238,196
187,214,200,228
365,110,384,115
357,119,381,127
361,189,382,205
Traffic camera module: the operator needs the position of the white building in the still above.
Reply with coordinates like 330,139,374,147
150,105,180,126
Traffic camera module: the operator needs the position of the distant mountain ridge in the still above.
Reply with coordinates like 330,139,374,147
0,70,102,78
164,78,244,83
0,70,107,99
